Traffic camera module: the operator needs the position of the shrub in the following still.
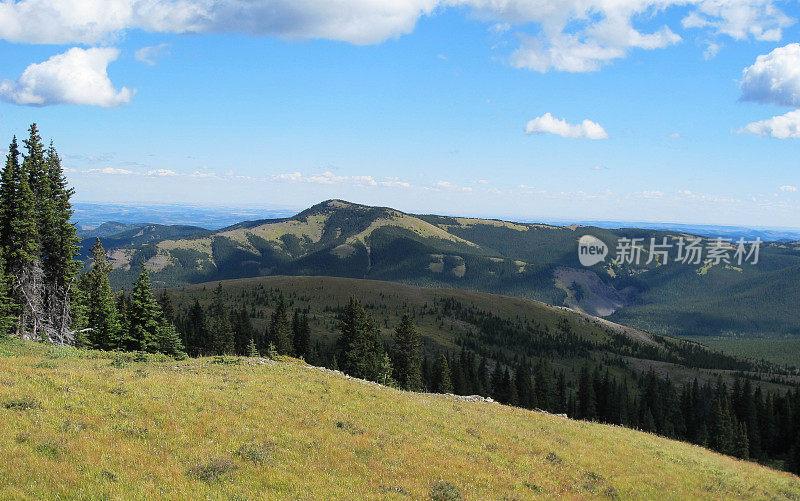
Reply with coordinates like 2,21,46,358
235,441,275,464
429,481,462,501
188,458,237,482
3,397,40,410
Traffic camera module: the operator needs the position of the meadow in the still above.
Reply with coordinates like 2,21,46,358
1,338,799,499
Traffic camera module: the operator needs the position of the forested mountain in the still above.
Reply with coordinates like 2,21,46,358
83,199,800,338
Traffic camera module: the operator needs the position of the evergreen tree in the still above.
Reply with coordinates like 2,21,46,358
292,310,312,360
209,283,234,354
127,266,164,353
433,353,453,394
578,365,597,420
232,305,255,355
3,135,40,338
83,239,120,350
40,141,79,341
336,296,384,381
391,314,422,391
247,337,259,357
268,293,292,355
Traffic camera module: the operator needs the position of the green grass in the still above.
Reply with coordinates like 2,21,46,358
686,336,800,369
1,338,798,499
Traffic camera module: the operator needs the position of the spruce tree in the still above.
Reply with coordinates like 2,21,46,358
268,293,292,355
209,283,234,354
336,296,383,381
391,314,422,391
127,266,164,352
433,353,453,394
7,141,41,339
0,260,16,337
292,310,311,360
84,239,121,350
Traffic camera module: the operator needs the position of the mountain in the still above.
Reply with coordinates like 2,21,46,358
1,338,798,499
84,199,800,339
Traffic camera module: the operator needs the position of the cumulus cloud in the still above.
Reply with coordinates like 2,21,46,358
525,113,608,139
740,43,800,107
135,43,171,66
739,109,800,139
0,1,794,73
0,47,133,107
780,185,798,192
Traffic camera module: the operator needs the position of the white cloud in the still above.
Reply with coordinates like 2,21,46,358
780,185,798,192
525,113,608,139
0,1,794,74
592,165,608,170
741,43,800,107
0,0,440,45
681,0,793,42
273,172,303,182
739,109,800,139
703,41,722,60
85,167,133,175
135,43,171,66
668,132,681,139
0,47,133,107
435,180,472,192
190,170,218,178
147,169,177,176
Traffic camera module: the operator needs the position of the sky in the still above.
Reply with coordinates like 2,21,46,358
0,1,799,228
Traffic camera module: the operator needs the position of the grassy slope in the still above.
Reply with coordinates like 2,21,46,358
1,339,798,500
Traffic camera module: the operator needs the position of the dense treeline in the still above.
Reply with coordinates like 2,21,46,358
0,125,181,357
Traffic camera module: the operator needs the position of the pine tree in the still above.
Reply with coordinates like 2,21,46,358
391,314,422,391
209,283,234,354
247,337,259,357
336,296,384,381
292,310,312,360
578,365,597,420
127,266,164,353
433,353,453,394
84,239,121,350
3,135,40,338
232,304,254,355
40,141,79,342
268,293,292,355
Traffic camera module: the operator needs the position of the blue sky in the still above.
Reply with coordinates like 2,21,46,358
0,1,798,227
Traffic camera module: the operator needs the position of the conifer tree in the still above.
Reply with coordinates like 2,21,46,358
209,283,234,354
6,138,42,339
292,310,311,360
233,304,255,356
391,314,422,391
433,353,453,394
127,266,164,352
578,365,597,420
84,239,120,350
268,293,292,355
336,296,384,381
247,337,259,357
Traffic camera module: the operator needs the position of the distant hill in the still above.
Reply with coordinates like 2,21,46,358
1,338,798,499
82,199,800,338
